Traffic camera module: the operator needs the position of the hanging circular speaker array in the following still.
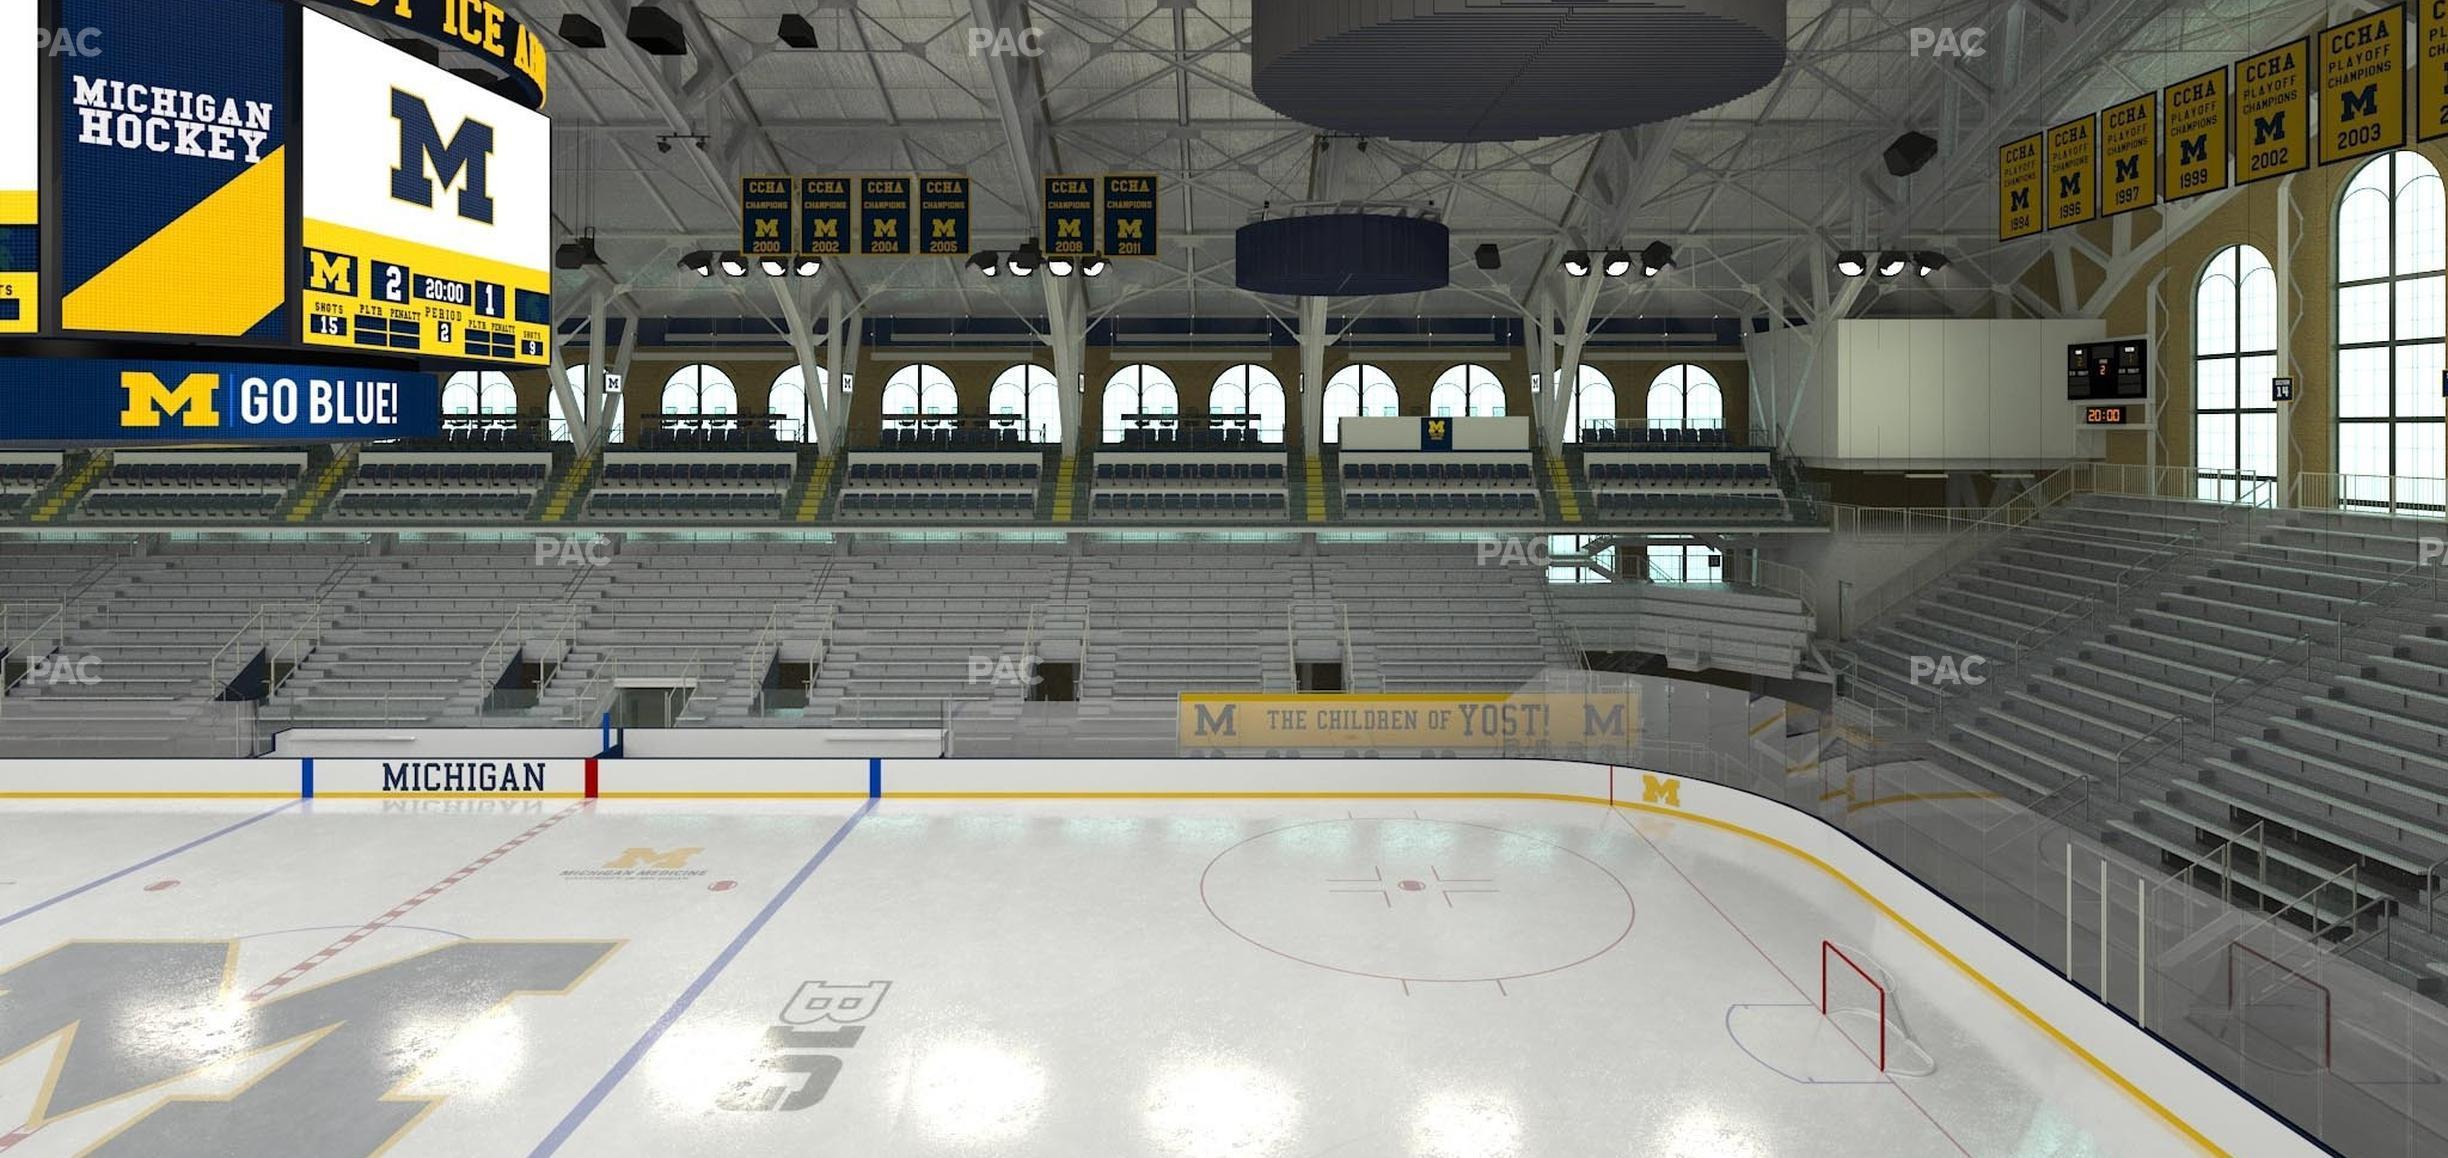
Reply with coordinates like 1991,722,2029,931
1250,0,1786,142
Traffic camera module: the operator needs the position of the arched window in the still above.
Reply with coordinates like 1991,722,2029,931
1428,363,1506,417
1101,364,1178,442
1322,363,1398,443
1208,364,1287,443
770,366,825,444
880,363,958,425
1562,365,1616,442
2195,246,2278,504
661,364,738,431
988,363,1063,444
1645,364,1723,431
2336,151,2447,512
442,370,516,417
554,367,626,444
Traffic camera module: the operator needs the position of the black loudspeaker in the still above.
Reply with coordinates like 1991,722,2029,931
626,6,689,56
1883,131,1938,177
558,15,607,49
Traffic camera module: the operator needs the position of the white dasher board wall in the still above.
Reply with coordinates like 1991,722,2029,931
1749,318,2106,468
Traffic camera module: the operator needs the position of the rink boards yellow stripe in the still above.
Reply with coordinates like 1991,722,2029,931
0,782,2229,1152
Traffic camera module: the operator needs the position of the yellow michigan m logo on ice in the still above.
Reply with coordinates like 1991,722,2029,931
1640,774,1681,808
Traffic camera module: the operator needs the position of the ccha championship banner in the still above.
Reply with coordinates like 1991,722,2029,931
0,356,438,442
2235,39,2312,183
1997,134,2044,240
2163,66,2231,199
2320,6,2407,165
2099,94,2157,216
1178,691,1641,752
2423,0,2448,141
2046,114,2098,229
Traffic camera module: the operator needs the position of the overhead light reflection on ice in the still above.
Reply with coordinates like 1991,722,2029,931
1412,1090,1524,1158
1651,1106,1767,1158
643,1021,772,1108
1143,1061,1300,1157
908,1039,1047,1145
408,1007,527,1097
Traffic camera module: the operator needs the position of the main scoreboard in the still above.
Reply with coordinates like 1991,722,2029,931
0,0,35,334
299,9,551,366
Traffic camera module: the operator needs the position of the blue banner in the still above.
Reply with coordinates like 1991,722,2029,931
0,357,439,442
57,0,293,341
1422,416,1454,451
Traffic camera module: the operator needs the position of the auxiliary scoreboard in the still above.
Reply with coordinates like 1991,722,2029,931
0,0,34,334
297,9,550,366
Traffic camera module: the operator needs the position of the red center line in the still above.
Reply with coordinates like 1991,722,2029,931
0,801,588,1153
1608,803,1973,1158
245,801,588,1004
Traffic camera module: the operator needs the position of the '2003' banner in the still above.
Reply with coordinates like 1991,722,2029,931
1178,692,1641,751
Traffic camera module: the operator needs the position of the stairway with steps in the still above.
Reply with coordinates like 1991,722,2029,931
1299,451,1327,522
284,448,359,522
1542,449,1582,523
536,452,599,522
28,451,111,523
787,450,837,523
1048,454,1079,522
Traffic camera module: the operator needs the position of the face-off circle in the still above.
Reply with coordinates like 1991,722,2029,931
1199,818,1634,984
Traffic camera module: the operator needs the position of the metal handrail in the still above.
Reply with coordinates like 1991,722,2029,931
2290,471,2448,519
1838,463,2092,636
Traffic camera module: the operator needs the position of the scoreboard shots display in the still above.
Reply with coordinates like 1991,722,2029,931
299,9,550,366
0,0,34,334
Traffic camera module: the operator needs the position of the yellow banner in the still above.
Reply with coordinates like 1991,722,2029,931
1998,133,2044,240
2100,94,2158,215
2164,67,2230,198
2046,115,2098,228
2422,0,2448,141
2236,39,2313,182
2322,6,2408,164
1178,692,1640,751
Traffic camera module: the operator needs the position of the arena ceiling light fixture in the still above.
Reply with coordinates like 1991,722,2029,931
968,251,1002,278
1080,254,1110,278
1833,250,1867,277
1008,240,1045,277
1640,241,1675,276
1474,243,1501,271
1913,251,1948,277
1047,254,1077,278
679,250,715,277
1601,249,1634,278
1875,251,1910,277
718,252,750,277
759,256,789,277
795,256,825,277
1560,250,1593,277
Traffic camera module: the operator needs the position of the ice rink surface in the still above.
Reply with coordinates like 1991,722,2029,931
0,795,2210,1156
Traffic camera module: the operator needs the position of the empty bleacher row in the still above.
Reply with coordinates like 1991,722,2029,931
1580,425,1751,448
836,451,1043,521
5,439,1823,528
0,455,62,518
583,453,796,521
1841,494,2448,996
1092,452,1289,521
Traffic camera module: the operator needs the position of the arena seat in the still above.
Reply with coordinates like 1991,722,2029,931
837,451,1043,521
1091,452,1290,521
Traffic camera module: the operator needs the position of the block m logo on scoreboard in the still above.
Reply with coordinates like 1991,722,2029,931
390,89,495,224
119,372,220,428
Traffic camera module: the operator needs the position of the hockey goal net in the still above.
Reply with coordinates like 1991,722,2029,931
2225,941,2332,1071
1820,940,1937,1076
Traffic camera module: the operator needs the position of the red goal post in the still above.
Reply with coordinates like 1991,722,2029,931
1821,939,1886,1072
